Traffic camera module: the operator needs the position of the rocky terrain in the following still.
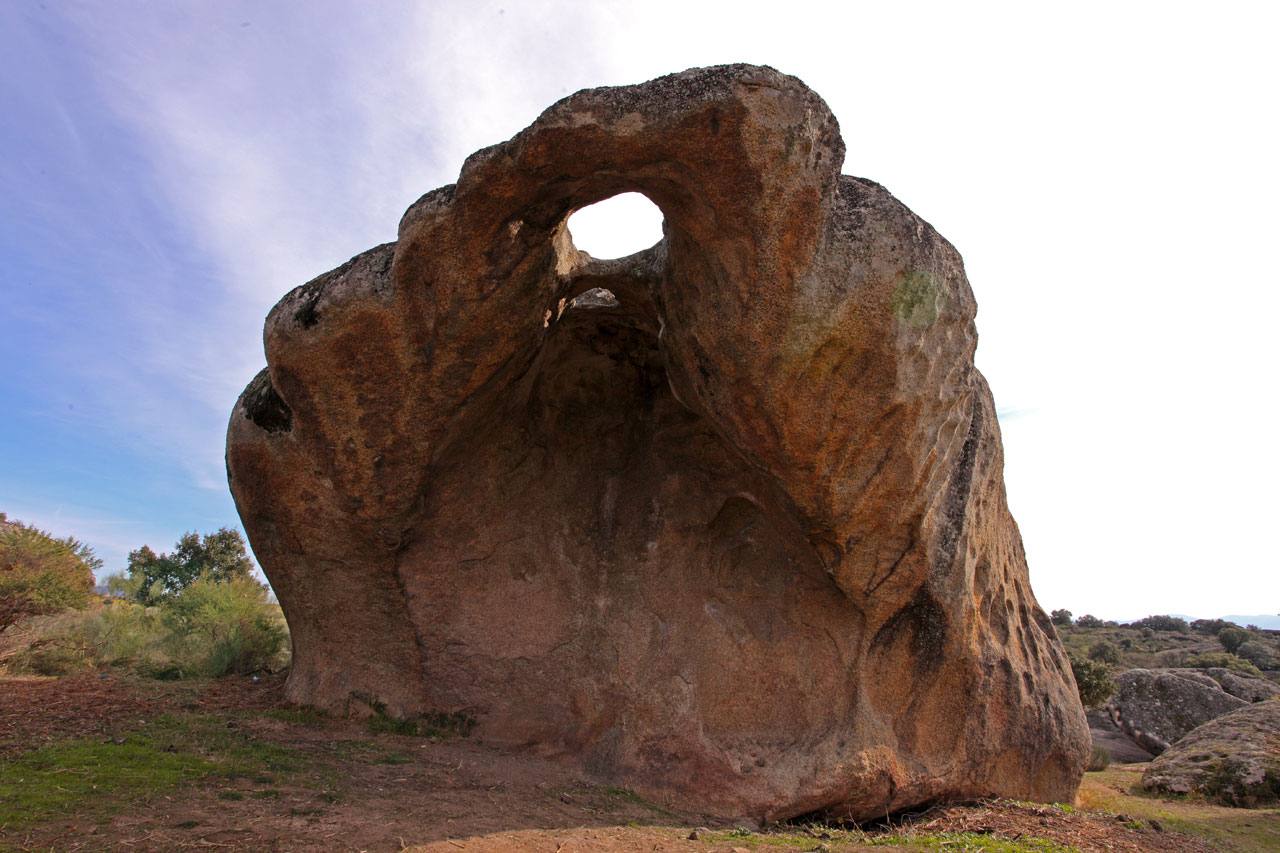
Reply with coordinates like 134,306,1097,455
1143,699,1280,807
1054,617,1280,812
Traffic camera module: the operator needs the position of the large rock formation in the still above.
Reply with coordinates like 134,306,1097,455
226,64,1088,820
1107,669,1251,755
1142,699,1280,806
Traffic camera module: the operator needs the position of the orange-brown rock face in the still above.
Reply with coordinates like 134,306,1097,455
227,65,1089,821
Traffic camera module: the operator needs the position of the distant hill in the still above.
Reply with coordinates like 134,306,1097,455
1222,614,1280,630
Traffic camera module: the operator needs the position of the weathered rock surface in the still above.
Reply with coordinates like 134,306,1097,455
1088,709,1157,764
1108,669,1249,755
1194,668,1280,703
1142,700,1280,806
226,64,1088,820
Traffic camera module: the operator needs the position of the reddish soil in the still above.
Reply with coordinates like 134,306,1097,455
0,671,285,755
0,674,1216,852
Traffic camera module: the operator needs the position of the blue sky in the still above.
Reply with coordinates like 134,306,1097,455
2,1,1277,621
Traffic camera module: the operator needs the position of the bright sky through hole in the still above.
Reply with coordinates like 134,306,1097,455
566,193,664,259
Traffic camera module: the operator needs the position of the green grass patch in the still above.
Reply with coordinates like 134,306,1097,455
0,712,307,832
1079,767,1280,850
0,736,216,830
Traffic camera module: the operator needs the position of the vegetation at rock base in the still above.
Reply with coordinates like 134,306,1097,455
0,512,100,633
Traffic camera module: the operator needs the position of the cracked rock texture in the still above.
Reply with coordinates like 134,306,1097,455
1107,669,1255,755
227,64,1088,820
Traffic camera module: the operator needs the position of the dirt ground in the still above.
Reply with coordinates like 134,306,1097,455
0,673,1271,851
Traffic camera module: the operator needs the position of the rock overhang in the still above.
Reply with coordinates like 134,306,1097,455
227,63,1090,821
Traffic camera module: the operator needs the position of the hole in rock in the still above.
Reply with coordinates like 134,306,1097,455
570,288,620,309
565,192,664,259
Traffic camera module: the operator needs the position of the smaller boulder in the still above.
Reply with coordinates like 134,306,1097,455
1142,699,1280,806
1108,669,1246,754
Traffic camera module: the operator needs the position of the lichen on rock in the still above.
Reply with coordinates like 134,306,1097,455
226,64,1089,821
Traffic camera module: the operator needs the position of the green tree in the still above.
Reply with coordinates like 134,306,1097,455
119,528,255,605
1075,614,1104,628
1131,614,1189,632
1050,609,1073,627
0,512,100,632
1217,625,1250,655
1191,618,1234,635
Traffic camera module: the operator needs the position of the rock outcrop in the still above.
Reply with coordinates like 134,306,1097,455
226,64,1089,820
1196,668,1280,703
1142,700,1280,806
1108,669,1251,755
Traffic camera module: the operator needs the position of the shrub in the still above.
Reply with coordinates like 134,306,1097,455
1217,626,1250,654
1191,618,1234,635
1075,614,1104,629
1235,640,1278,670
156,575,287,677
0,513,99,633
1140,627,1154,639
1088,640,1121,665
6,575,287,678
1164,651,1263,677
1050,609,1073,627
1131,615,1189,633
1087,745,1111,772
1069,655,1115,709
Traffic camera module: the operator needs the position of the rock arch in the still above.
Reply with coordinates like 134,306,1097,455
227,64,1088,821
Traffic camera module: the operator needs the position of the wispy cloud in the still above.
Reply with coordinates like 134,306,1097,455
3,1,1278,618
